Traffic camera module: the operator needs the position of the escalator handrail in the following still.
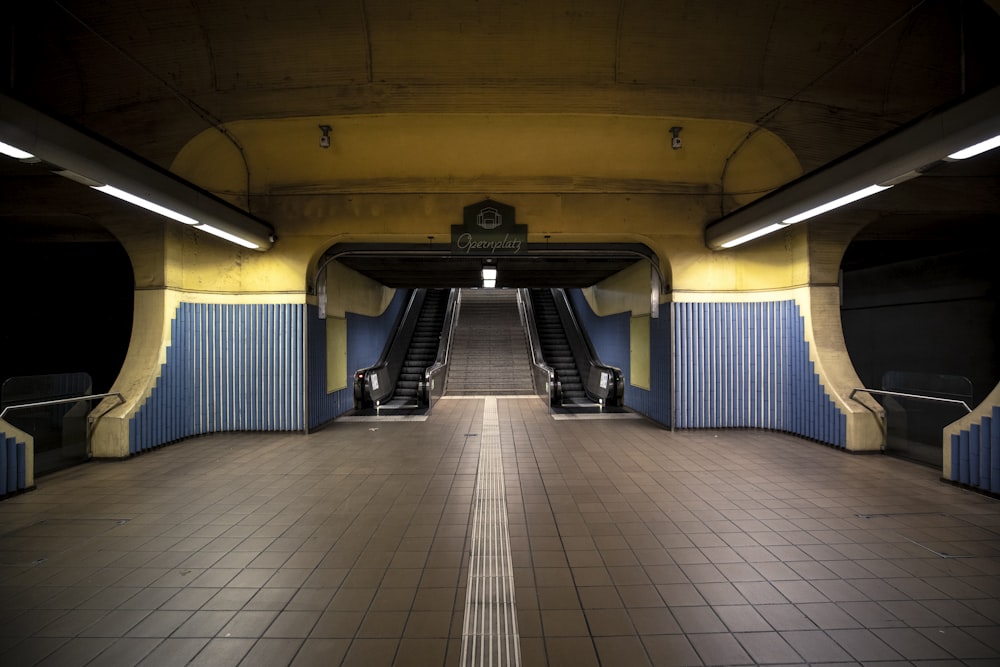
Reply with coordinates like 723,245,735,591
425,289,461,405
354,288,424,405
517,288,557,404
550,288,624,405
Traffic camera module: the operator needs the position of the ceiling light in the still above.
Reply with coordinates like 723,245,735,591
482,279,496,289
720,223,787,249
481,267,497,280
0,140,33,160
705,84,1000,249
781,184,891,225
93,184,200,226
947,133,1000,160
196,223,260,249
0,93,275,251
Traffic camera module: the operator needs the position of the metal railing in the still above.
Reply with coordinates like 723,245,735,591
849,388,972,414
0,392,125,420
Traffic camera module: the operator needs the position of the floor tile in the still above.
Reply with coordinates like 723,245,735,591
3,400,1000,666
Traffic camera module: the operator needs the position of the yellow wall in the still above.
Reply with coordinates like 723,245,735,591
322,260,396,319
326,317,347,393
630,315,651,390
163,112,805,299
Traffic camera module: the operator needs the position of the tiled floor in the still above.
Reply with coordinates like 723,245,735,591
2,396,1000,666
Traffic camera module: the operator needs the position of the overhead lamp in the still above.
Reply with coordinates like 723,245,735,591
0,140,34,160
947,133,1000,160
481,265,497,288
93,184,200,226
706,84,1000,249
196,223,261,249
0,94,274,251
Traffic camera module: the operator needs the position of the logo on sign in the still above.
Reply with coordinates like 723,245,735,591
477,207,502,230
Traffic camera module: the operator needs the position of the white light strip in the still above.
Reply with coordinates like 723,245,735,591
782,184,891,225
92,184,200,226
947,133,1000,160
720,222,787,248
0,140,34,160
196,224,260,249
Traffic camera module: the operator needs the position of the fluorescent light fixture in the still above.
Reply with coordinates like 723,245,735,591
720,223,787,248
947,133,1000,160
0,140,33,160
93,184,200,226
782,184,891,225
0,93,275,250
481,267,497,280
482,279,496,289
705,84,1000,250
196,223,260,249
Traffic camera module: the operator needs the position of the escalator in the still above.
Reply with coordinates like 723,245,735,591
394,289,448,405
354,288,455,412
526,288,624,409
532,288,586,403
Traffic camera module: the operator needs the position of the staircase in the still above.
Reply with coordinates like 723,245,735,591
446,289,534,396
390,289,449,406
530,288,587,404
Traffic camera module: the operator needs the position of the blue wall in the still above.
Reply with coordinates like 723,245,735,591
568,289,671,426
950,406,1000,494
674,301,845,447
570,294,845,447
0,433,28,496
345,289,409,384
307,289,409,429
130,303,305,453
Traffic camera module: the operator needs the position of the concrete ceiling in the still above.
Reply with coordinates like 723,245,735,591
2,1,999,286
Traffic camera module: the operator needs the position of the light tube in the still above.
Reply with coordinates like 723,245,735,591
196,223,261,249
782,184,891,225
482,279,496,289
719,222,787,248
0,140,34,160
481,267,497,280
947,133,1000,160
93,184,201,226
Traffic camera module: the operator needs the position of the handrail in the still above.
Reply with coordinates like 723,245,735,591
849,388,972,413
425,288,461,407
550,288,624,407
354,289,420,408
517,288,556,405
1,392,125,420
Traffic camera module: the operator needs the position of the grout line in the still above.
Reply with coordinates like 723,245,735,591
460,397,521,666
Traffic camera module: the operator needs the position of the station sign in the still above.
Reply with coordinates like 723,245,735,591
451,199,526,255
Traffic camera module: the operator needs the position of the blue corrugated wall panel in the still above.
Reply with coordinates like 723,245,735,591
567,289,671,427
0,436,7,495
129,302,305,453
673,301,846,447
4,436,15,494
949,405,1000,494
0,435,26,496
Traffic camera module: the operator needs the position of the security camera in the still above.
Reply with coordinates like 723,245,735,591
318,124,332,149
670,126,683,150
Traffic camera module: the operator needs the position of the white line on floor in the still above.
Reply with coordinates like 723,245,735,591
460,397,521,666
